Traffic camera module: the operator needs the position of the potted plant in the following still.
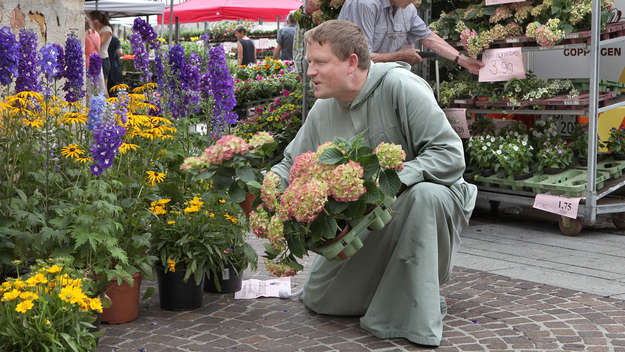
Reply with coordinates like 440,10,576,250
467,135,501,176
0,258,103,351
568,123,596,166
604,126,625,160
248,133,405,275
202,193,257,293
538,140,574,173
494,136,534,179
469,118,496,136
149,193,227,310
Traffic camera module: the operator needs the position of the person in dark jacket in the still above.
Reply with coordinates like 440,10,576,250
107,35,123,95
235,26,256,66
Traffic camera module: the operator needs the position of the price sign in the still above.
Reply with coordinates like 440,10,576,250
444,108,470,138
533,193,582,219
485,0,525,5
479,47,526,82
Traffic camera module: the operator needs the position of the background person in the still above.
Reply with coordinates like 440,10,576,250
338,0,483,74
273,12,297,60
89,11,113,88
270,20,476,347
235,26,256,66
107,35,123,95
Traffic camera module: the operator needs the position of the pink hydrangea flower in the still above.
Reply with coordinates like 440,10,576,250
180,156,203,172
264,259,298,277
202,134,249,165
249,207,270,238
327,161,366,202
460,28,477,48
312,10,325,25
374,142,406,170
330,0,345,9
267,215,285,250
248,131,275,150
261,171,281,211
289,151,319,183
281,179,328,223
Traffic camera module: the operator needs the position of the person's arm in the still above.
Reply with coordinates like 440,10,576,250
273,44,282,60
371,49,422,64
100,31,112,47
117,48,123,57
237,41,243,65
421,33,484,75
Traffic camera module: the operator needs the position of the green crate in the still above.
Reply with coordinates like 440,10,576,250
521,169,610,197
473,172,531,191
597,159,625,178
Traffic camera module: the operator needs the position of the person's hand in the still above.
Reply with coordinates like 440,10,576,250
459,54,484,75
399,48,423,65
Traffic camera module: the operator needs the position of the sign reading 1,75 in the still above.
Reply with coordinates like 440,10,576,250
558,200,573,212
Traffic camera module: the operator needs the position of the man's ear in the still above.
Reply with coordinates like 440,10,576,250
348,53,359,74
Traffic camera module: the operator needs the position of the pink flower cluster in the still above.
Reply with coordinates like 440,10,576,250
374,142,406,170
279,178,328,223
329,0,345,9
489,5,512,24
460,28,477,48
180,156,203,172
249,207,270,238
202,135,249,165
264,259,297,277
248,131,275,150
267,215,285,250
535,19,564,48
327,161,366,202
261,171,281,211
289,151,319,184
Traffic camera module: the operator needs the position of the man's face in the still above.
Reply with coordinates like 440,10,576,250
306,41,351,99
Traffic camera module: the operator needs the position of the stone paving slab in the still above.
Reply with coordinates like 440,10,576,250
97,266,625,352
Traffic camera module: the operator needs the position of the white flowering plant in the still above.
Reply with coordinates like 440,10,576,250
531,119,561,147
495,136,534,177
248,133,406,276
467,135,503,172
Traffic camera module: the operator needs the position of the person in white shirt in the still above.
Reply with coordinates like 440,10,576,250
89,11,113,91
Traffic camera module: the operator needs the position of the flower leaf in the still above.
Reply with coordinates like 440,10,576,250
310,213,337,243
212,168,235,189
379,169,402,197
229,182,247,203
236,166,256,183
318,148,344,165
325,198,350,215
359,154,380,180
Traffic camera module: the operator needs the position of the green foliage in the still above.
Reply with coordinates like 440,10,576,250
537,141,574,169
495,136,534,176
605,126,625,155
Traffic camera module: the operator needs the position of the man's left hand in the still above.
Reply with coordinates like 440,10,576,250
459,55,484,75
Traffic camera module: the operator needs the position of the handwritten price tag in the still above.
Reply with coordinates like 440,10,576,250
444,108,470,138
479,47,526,82
533,194,582,219
485,0,525,5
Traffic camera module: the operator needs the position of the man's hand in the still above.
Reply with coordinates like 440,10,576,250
459,55,484,75
399,48,423,65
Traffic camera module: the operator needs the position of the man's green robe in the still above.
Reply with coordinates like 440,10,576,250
271,62,477,346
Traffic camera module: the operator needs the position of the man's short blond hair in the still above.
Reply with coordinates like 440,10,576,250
304,20,371,70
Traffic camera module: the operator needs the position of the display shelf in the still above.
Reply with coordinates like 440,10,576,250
598,95,625,113
466,108,585,115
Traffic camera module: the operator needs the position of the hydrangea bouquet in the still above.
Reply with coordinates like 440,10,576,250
249,133,406,276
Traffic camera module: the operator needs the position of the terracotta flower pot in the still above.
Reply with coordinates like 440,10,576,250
238,193,256,216
100,272,142,324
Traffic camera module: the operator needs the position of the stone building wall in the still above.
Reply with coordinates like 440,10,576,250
0,0,84,47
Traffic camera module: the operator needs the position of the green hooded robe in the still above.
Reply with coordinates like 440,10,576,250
270,62,477,346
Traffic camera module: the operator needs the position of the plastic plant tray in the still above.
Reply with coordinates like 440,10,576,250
521,169,610,197
597,159,625,178
312,196,395,261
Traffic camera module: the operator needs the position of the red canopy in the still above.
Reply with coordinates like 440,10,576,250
158,0,303,24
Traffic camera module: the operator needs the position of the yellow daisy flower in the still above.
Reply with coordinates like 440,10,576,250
219,199,226,204
61,112,87,125
19,291,38,301
21,117,44,128
75,156,93,164
46,265,63,274
167,259,176,272
110,83,130,92
157,198,171,205
15,300,34,314
167,220,176,225
145,170,167,187
61,144,84,159
89,298,103,313
118,143,138,154
2,289,20,302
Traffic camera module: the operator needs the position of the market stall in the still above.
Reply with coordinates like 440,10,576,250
158,0,303,24
84,0,165,17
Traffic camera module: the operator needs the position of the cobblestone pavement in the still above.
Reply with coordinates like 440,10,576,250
97,231,625,352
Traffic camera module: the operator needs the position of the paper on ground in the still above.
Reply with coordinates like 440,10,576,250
234,277,291,299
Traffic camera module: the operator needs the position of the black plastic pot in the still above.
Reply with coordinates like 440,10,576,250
205,265,243,293
479,168,496,177
513,172,533,180
156,266,204,311
543,167,566,175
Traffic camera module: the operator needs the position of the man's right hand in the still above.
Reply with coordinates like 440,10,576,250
399,48,423,65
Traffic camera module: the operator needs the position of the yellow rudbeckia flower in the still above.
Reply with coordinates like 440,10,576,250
145,170,167,187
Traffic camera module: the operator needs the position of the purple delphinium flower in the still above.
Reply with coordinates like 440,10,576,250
63,33,84,102
88,95,126,176
87,94,106,131
132,17,158,50
166,44,186,118
0,26,19,86
15,29,39,93
87,52,102,89
199,72,211,99
154,50,165,91
129,32,151,84
181,52,201,110
200,33,210,42
51,43,65,78
208,45,238,128
38,44,60,79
